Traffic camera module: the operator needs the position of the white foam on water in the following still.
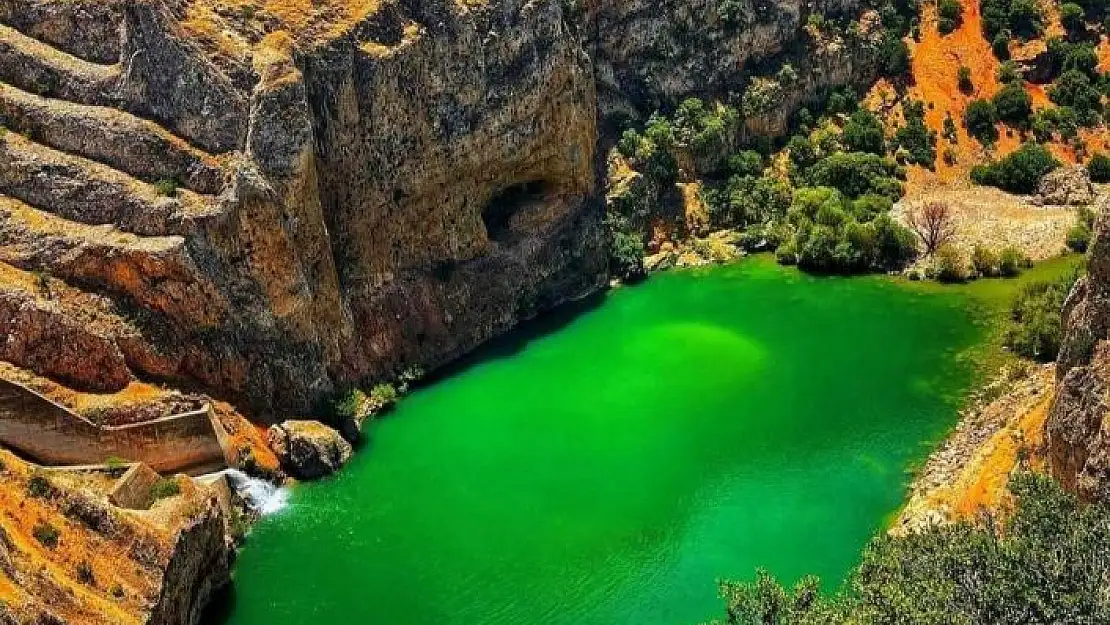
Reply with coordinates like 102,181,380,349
220,468,290,515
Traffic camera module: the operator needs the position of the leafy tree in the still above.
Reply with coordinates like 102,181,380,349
787,135,818,170
895,101,938,167
939,0,964,33
1060,2,1087,38
1087,153,1110,182
971,142,1060,193
742,77,784,118
826,87,859,116
608,231,645,281
1010,0,1046,37
728,150,766,177
842,109,886,155
997,61,1021,83
713,473,1110,625
672,98,741,174
964,99,999,144
992,81,1033,127
705,175,792,228
1050,69,1103,121
1006,270,1082,360
879,36,912,77
806,152,904,199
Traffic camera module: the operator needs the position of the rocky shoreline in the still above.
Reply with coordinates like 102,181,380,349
894,364,1056,533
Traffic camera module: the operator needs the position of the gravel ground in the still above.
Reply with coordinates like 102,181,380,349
896,182,1080,262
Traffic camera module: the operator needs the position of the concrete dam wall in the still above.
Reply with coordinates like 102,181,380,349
0,379,228,475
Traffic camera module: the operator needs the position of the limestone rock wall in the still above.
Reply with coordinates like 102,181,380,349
0,0,881,416
1048,197,1110,501
588,0,879,126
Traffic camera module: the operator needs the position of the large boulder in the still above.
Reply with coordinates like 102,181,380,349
1036,166,1094,206
266,420,352,480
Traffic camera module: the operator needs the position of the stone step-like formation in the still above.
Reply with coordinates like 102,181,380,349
0,82,225,194
0,131,219,236
0,0,122,63
0,194,224,328
0,23,119,105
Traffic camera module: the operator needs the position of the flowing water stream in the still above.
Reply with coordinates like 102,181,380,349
210,256,1008,625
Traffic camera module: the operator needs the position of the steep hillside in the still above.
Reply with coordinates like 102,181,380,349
0,0,890,421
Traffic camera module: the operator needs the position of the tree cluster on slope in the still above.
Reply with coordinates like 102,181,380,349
711,472,1110,625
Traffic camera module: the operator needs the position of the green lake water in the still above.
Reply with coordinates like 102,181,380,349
211,256,1018,625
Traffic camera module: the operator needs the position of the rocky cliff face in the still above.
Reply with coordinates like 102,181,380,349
0,452,230,625
0,0,877,416
1048,196,1110,501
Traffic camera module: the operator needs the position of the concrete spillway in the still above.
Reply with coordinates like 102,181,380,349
0,378,229,474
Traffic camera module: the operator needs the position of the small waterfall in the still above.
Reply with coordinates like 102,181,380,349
220,469,289,515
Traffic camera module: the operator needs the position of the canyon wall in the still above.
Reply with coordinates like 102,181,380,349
1048,196,1110,501
0,0,879,417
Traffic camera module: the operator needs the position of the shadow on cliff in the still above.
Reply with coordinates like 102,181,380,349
415,289,610,387
200,583,238,624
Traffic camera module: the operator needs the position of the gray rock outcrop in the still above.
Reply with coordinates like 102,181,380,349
1036,165,1095,206
267,420,352,480
1049,195,1110,500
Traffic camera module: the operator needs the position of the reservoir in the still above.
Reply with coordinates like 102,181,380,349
213,256,992,625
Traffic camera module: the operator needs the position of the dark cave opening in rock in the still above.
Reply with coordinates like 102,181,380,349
482,180,548,243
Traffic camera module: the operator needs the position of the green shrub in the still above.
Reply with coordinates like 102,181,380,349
957,65,974,93
1010,0,1046,37
939,0,964,33
1005,270,1081,360
104,456,128,471
970,142,1060,193
998,245,1030,276
964,99,999,144
153,179,179,198
992,33,1010,59
933,244,970,282
992,81,1033,127
805,152,904,200
997,61,1021,83
1049,69,1103,119
150,478,181,501
1068,221,1093,252
1087,153,1110,182
76,561,95,586
28,474,56,499
1060,2,1087,37
842,109,886,155
1068,207,1096,252
371,383,400,406
971,244,1000,277
609,230,645,281
33,521,59,548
